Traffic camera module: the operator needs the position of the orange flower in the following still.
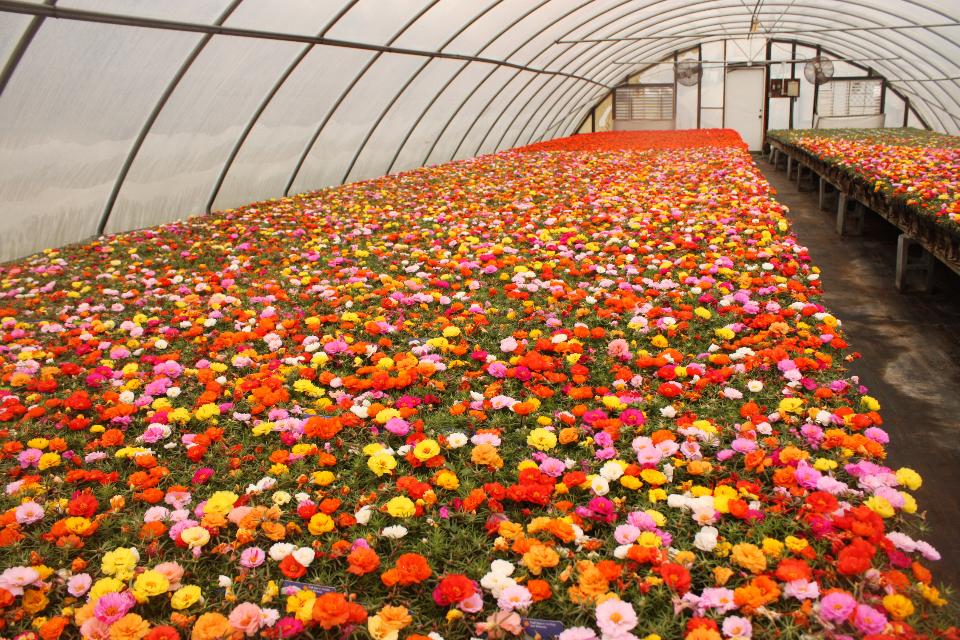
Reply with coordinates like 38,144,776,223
522,543,560,575
381,553,432,587
347,546,381,576
110,613,151,640
190,613,233,640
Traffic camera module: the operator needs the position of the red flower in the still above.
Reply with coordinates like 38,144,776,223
67,490,99,517
278,555,307,579
657,562,691,594
433,574,476,606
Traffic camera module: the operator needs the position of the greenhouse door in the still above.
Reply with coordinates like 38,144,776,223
723,68,765,150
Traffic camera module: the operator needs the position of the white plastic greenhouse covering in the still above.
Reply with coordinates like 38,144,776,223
0,0,959,262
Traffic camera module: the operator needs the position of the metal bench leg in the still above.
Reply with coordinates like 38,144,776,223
895,234,936,292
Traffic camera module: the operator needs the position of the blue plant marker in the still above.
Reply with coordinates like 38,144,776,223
523,618,565,639
280,579,336,596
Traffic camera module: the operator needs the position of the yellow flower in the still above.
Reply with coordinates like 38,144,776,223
204,491,239,516
308,513,335,535
433,470,460,490
368,453,397,477
132,570,169,598
101,547,138,579
865,496,895,518
896,467,922,490
640,469,667,485
88,578,126,604
386,496,416,518
777,398,804,414
784,536,809,553
194,403,221,421
180,526,211,548
374,408,401,424
882,593,915,620
761,538,784,558
37,452,61,470
311,471,335,486
171,585,202,610
413,439,440,461
526,428,558,451
64,517,95,537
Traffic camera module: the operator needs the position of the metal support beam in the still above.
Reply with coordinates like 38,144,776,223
0,0,55,99
0,1,606,89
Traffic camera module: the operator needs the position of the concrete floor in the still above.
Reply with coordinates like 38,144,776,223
756,155,960,590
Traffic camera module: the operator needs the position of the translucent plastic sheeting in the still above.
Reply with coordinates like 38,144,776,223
345,57,464,184
289,53,425,193
212,46,374,211
0,20,199,259
107,37,311,234
58,0,230,24
324,0,433,47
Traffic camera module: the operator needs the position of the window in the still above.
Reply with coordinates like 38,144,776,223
816,79,883,117
614,84,675,120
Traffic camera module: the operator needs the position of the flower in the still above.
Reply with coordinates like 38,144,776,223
190,612,233,640
818,591,857,623
596,598,637,637
171,585,202,610
385,496,416,518
228,603,263,636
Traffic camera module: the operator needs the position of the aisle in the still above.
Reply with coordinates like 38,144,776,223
758,155,960,588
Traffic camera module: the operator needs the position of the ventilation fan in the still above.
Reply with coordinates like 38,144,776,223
675,60,702,86
803,56,834,85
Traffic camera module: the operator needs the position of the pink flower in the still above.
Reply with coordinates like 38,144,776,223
722,616,752,638
153,562,185,590
67,573,92,597
93,591,136,624
500,337,518,353
783,579,819,600
229,602,263,636
607,338,632,361
476,610,524,639
14,501,43,524
384,417,410,436
0,566,39,596
852,604,887,635
596,598,637,637
497,584,533,611
819,591,856,623
240,547,266,569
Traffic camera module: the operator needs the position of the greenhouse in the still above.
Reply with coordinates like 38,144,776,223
0,1,959,639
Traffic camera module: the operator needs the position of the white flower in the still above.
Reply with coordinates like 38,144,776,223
446,432,468,449
480,572,516,597
694,526,719,551
292,547,315,567
118,390,135,404
218,575,233,588
354,505,373,525
166,386,181,398
381,525,408,539
747,380,763,392
599,461,624,481
154,339,168,350
660,405,677,418
590,476,610,496
489,559,515,576
271,491,291,506
268,543,295,561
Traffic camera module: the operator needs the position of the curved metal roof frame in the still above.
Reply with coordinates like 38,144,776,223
513,2,960,147
0,0,958,261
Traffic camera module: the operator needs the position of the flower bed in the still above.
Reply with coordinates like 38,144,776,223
766,128,960,232
0,130,956,640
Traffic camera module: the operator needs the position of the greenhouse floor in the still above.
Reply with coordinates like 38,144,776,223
759,155,960,589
